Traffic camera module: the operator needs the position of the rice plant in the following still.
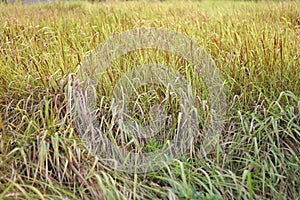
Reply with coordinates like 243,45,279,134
0,0,299,199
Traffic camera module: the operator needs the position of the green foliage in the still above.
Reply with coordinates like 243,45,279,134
0,0,299,199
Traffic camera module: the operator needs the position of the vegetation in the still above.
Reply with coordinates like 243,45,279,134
0,0,299,199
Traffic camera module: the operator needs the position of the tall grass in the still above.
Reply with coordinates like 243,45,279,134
0,0,299,199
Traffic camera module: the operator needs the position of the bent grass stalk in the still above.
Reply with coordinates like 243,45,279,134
0,0,299,199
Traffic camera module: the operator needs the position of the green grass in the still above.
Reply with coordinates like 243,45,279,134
0,0,300,199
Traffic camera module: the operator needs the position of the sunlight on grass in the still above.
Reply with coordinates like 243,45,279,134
0,0,299,199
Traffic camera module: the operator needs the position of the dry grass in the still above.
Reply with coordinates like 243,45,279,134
0,0,299,199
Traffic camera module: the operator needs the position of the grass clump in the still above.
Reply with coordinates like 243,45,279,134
0,0,300,199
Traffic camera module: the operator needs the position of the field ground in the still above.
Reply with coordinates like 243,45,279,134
0,0,300,199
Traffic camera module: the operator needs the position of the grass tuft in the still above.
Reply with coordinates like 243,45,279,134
0,0,299,199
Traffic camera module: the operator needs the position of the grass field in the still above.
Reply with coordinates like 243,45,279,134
0,0,300,199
